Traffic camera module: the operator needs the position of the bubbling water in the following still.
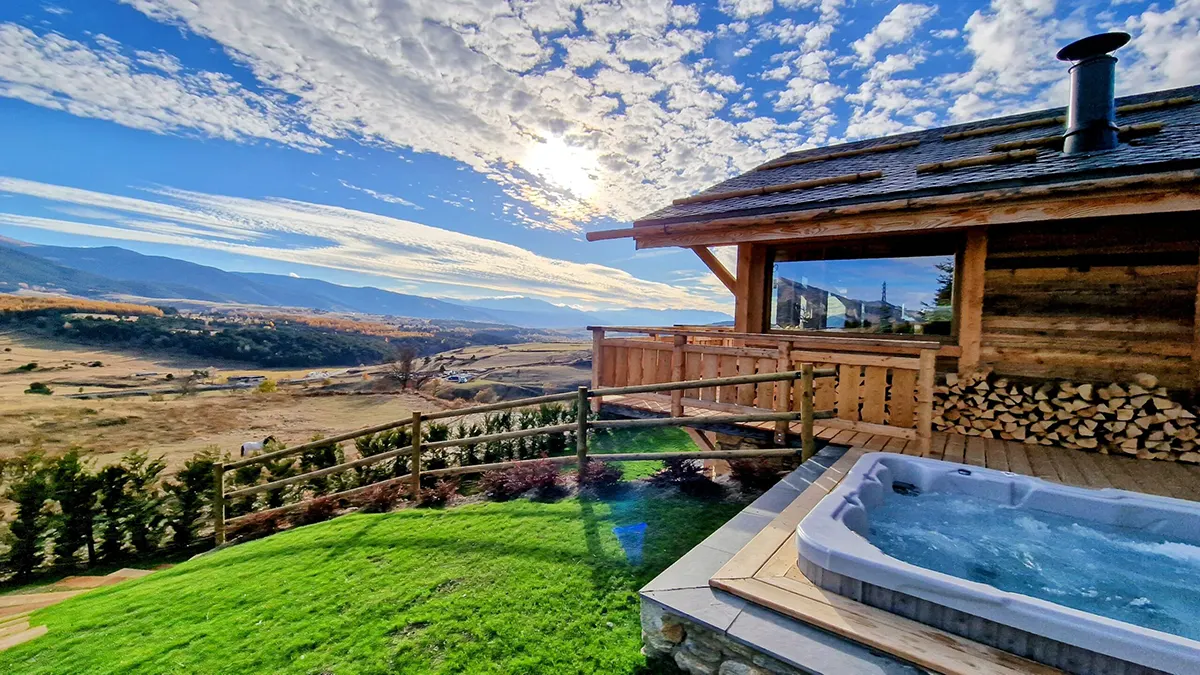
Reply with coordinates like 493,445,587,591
866,489,1200,641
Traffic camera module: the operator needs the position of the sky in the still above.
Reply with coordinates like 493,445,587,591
0,0,1198,314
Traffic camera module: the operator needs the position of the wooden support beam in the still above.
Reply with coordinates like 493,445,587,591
958,228,988,375
1193,253,1200,388
591,328,604,413
410,412,422,498
734,244,768,333
690,246,737,293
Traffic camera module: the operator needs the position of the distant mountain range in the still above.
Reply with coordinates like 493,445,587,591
0,240,732,330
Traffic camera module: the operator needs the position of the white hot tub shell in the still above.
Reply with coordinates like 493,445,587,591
796,452,1200,675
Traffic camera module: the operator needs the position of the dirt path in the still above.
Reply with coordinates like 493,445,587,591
0,568,160,652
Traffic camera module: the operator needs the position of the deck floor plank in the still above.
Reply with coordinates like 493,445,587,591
1022,445,1061,482
1066,452,1114,489
1093,455,1146,492
983,438,1009,472
943,433,966,463
862,435,890,451
964,436,987,467
830,429,860,446
1044,448,1088,488
883,437,909,453
1121,457,1188,500
924,433,949,460
1000,442,1035,476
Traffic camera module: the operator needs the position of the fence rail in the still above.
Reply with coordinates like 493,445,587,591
589,325,939,449
213,369,823,543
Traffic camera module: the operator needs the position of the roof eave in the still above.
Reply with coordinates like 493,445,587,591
586,168,1200,249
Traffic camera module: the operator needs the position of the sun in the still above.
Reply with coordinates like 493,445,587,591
520,136,600,200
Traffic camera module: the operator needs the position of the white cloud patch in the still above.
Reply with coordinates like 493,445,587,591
851,4,937,65
718,0,773,20
338,180,423,209
0,24,322,149
0,176,731,311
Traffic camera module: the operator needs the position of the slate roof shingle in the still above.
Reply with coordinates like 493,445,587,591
636,84,1200,227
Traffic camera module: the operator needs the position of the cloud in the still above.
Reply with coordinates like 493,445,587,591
718,0,774,20
0,176,731,311
851,4,937,65
0,0,824,229
338,180,423,210
3,0,1200,236
0,24,323,149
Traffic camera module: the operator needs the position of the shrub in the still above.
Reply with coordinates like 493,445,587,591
300,437,344,495
417,479,459,507
17,362,37,371
728,457,787,491
2,450,52,580
359,482,405,513
650,458,720,497
49,451,98,566
262,456,298,509
25,382,52,395
96,464,129,560
164,449,218,549
479,459,561,501
576,460,623,493
228,511,282,542
294,496,337,526
122,452,168,557
257,379,277,393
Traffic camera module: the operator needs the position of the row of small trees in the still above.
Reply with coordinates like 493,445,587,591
223,402,594,515
0,449,217,581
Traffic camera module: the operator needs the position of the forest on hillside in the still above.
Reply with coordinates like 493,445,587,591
0,309,517,368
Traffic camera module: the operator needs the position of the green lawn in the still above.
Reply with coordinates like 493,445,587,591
0,492,746,674
591,427,699,479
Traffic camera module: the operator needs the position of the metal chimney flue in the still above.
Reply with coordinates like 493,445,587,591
1056,32,1130,155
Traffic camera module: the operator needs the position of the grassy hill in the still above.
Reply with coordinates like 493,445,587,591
0,493,743,674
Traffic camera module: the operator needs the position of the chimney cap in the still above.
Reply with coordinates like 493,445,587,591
1056,32,1130,61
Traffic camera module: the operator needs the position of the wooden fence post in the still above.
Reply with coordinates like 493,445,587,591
213,462,226,546
591,328,605,413
774,342,792,445
916,350,936,455
801,364,815,461
576,386,589,468
410,411,423,498
670,335,686,417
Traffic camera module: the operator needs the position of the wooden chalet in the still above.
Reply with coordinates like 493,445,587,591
586,34,1200,460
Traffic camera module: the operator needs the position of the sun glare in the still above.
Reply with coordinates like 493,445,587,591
520,137,600,200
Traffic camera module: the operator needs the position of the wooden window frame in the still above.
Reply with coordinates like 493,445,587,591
761,234,966,345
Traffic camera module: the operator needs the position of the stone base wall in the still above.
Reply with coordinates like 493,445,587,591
641,601,805,675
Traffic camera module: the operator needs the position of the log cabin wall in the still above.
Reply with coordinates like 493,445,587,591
980,215,1200,390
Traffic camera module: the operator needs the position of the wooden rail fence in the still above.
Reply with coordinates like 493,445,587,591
213,369,835,544
589,326,939,449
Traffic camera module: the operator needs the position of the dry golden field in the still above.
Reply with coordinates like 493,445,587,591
0,332,445,469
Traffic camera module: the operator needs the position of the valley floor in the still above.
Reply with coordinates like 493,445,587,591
0,333,444,469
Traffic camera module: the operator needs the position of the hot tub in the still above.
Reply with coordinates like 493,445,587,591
796,453,1200,675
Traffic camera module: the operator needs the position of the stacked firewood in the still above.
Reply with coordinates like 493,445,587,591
933,370,1200,462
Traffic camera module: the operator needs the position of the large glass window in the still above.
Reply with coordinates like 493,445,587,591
770,254,954,336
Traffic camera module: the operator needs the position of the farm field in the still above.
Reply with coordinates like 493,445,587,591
0,492,746,674
0,333,445,469
428,341,591,400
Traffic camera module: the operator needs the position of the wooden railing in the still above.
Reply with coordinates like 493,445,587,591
589,326,938,450
213,369,834,545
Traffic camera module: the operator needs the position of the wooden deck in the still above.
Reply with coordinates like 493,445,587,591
603,393,1200,502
